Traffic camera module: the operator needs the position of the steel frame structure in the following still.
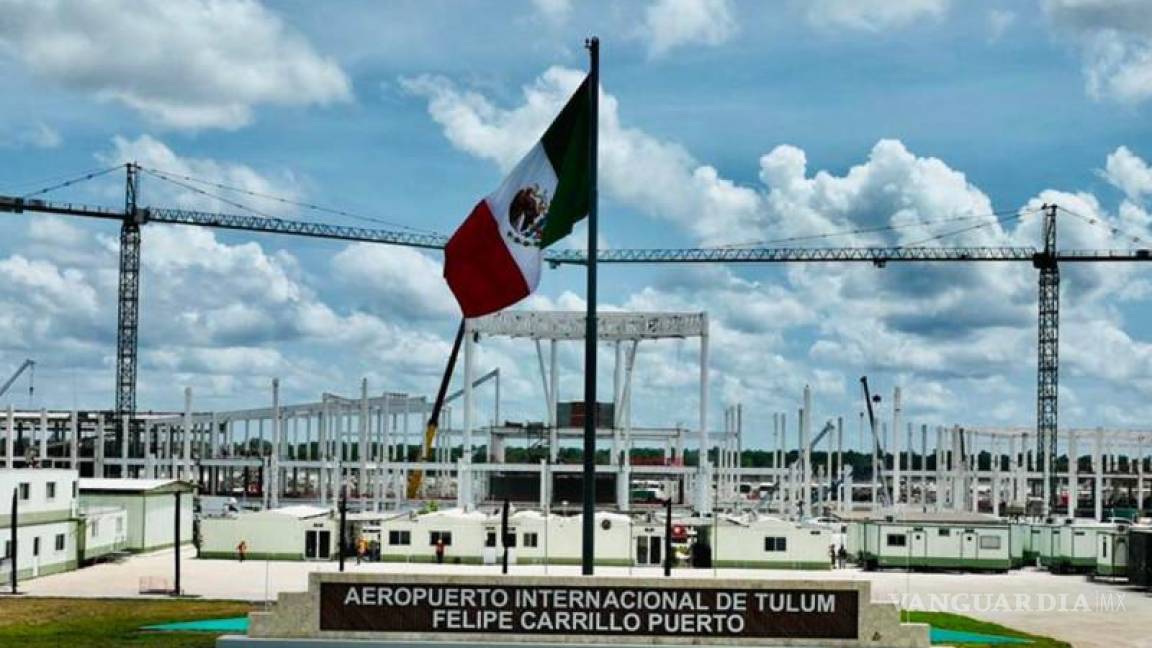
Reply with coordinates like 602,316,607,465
471,310,707,341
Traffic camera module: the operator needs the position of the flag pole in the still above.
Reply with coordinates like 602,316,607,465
581,35,600,577
407,319,466,499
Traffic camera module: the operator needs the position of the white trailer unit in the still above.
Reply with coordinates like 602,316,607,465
200,505,336,561
78,478,195,552
376,509,634,566
858,517,1012,571
1095,526,1129,580
372,509,835,569
1051,521,1110,573
712,515,834,570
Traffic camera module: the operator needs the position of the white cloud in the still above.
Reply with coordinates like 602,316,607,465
27,216,87,248
0,254,100,317
806,0,948,32
0,211,470,407
98,134,302,215
0,121,61,149
640,0,738,57
404,68,1020,255
0,135,484,409
331,243,457,320
403,66,761,245
1044,0,1152,104
0,0,351,129
1103,145,1152,201
531,0,572,24
408,64,1152,428
987,9,1016,42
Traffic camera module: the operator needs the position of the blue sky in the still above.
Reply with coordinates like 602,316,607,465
2,0,1152,450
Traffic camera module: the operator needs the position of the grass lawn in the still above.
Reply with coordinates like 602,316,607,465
0,597,252,648
906,610,1072,647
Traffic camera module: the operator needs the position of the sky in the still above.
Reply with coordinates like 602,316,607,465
2,0,1152,451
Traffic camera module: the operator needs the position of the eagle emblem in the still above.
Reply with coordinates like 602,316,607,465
506,184,550,248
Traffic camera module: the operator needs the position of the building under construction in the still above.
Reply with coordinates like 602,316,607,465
3,310,1149,524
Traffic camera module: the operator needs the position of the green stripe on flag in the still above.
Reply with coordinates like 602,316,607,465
540,76,591,248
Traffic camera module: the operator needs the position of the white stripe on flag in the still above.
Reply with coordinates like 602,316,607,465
484,141,558,293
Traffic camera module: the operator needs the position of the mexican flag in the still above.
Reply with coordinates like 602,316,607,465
443,76,591,318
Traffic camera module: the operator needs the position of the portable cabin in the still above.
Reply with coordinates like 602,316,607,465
77,478,195,552
200,505,336,561
0,468,81,580
1125,525,1152,587
482,510,632,566
851,512,1012,572
375,509,634,566
712,515,834,569
1050,520,1111,574
377,508,496,565
484,510,550,565
1095,525,1129,580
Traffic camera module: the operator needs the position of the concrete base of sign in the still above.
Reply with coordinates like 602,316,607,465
217,639,892,648
244,573,929,647
223,636,783,641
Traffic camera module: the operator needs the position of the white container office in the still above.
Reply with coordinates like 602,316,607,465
200,505,336,561
853,514,1012,572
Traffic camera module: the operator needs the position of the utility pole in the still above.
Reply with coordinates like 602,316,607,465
501,498,510,575
1035,203,1059,513
7,488,16,595
172,492,181,596
338,485,347,572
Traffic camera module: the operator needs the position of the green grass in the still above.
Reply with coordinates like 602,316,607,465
906,611,1072,647
0,597,252,648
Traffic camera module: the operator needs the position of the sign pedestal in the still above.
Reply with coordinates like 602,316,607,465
221,573,928,647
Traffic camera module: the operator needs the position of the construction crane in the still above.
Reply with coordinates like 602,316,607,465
860,377,892,508
2,165,1149,508
0,359,34,401
408,364,501,499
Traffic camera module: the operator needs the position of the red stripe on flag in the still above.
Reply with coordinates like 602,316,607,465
444,200,530,318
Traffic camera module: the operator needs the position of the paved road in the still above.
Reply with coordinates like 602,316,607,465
19,549,1152,648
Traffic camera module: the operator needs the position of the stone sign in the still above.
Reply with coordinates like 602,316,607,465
236,573,929,647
